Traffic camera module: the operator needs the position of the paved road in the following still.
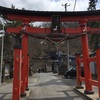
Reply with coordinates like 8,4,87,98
0,73,91,100
28,72,88,100
0,83,12,100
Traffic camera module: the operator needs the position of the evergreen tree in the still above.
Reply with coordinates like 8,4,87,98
88,0,100,51
88,0,98,11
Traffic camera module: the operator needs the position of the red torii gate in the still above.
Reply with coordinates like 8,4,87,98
0,6,100,100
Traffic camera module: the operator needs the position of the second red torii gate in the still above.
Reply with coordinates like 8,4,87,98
0,6,100,100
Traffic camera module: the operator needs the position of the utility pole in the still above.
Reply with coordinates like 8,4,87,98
73,0,77,11
0,19,5,85
62,3,70,12
56,43,59,73
62,3,70,70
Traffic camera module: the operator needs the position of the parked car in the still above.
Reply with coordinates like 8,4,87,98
64,67,84,79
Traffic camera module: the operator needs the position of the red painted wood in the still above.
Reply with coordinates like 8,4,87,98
88,57,96,62
96,47,100,97
21,34,28,95
79,76,85,82
12,48,22,100
76,54,82,87
26,55,29,89
6,14,100,21
21,20,29,95
6,26,100,35
80,20,93,92
89,79,98,87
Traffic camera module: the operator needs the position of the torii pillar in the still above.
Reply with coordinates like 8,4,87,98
12,34,22,100
80,19,94,94
21,20,29,96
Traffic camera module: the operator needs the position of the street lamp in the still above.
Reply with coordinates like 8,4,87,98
0,18,5,85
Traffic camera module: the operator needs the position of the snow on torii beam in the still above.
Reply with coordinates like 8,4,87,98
0,6,100,22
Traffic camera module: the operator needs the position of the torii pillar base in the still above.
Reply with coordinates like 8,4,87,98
20,93,26,97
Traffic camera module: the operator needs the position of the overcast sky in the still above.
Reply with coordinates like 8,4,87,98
0,0,100,11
